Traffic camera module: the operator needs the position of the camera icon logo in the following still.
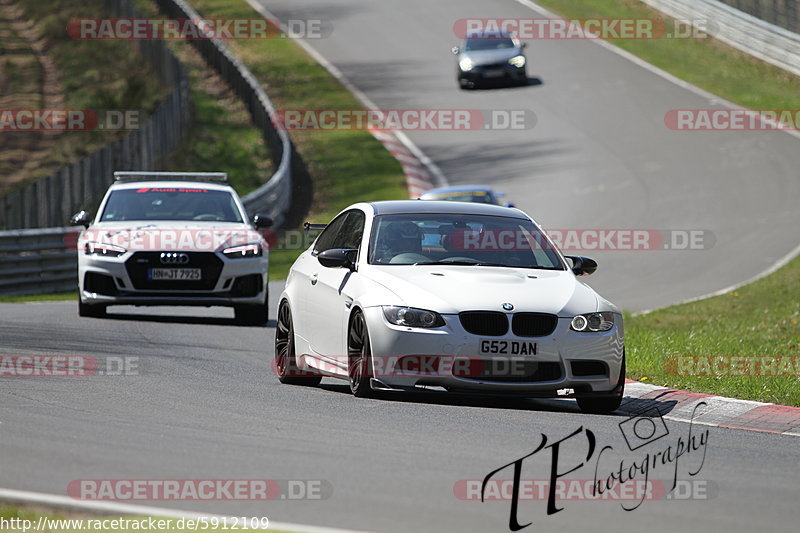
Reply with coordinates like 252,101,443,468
618,406,670,451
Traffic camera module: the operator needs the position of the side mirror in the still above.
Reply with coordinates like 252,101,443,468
317,248,357,270
520,42,527,48
451,46,460,55
566,255,597,276
70,210,91,228
504,202,515,208
251,214,273,228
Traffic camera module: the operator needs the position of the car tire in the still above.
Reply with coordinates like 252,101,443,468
274,301,321,386
347,310,374,398
234,296,269,326
78,299,106,318
576,352,625,414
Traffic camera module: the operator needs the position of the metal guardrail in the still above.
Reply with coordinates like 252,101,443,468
0,0,191,230
0,227,77,296
154,0,294,228
717,0,800,34
641,0,800,77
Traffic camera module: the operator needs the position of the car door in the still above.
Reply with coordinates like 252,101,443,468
291,213,349,352
307,210,366,361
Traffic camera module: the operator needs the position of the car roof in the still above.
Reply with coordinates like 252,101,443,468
420,185,495,195
109,181,234,192
465,31,514,40
368,200,526,218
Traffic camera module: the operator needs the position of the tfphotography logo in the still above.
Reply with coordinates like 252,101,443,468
473,403,710,530
618,406,670,451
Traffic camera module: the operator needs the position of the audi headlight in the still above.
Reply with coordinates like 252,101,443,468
223,243,262,258
84,242,126,257
508,55,526,68
459,58,474,71
383,306,445,328
570,312,614,332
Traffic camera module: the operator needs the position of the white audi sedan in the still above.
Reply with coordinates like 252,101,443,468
71,172,272,324
276,200,625,413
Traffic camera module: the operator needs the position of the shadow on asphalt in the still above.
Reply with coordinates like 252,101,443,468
315,381,677,417
467,76,544,90
102,312,277,328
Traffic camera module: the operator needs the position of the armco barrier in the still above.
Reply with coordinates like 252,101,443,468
0,227,76,296
717,0,800,34
641,0,800,77
153,0,294,228
0,0,191,230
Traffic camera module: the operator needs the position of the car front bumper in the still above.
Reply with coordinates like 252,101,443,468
78,251,268,307
361,306,624,396
459,64,527,83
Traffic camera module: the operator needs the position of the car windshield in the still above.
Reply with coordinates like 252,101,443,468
100,187,243,222
423,191,498,204
464,37,516,51
368,213,565,269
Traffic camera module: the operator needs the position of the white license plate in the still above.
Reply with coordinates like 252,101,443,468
148,268,202,281
479,339,537,356
483,69,505,78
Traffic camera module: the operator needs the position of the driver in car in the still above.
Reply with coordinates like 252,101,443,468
374,221,425,263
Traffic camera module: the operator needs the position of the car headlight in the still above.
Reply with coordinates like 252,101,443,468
570,312,614,332
223,243,262,258
508,55,526,68
383,306,445,328
84,242,126,257
459,58,474,71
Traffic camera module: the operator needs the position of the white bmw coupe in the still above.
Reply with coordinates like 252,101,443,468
276,200,625,413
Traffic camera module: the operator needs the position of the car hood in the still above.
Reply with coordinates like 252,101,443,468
79,221,262,252
361,265,600,316
460,48,522,66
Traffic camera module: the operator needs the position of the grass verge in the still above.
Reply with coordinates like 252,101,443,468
0,292,76,303
534,0,800,109
625,257,800,406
